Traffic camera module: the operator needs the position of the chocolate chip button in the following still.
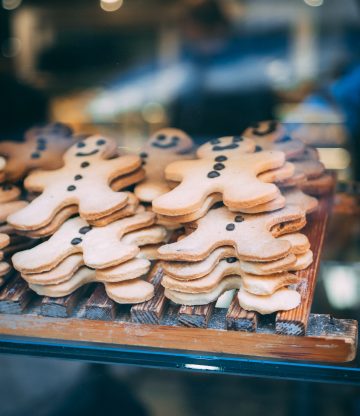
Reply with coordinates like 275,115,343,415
139,152,148,158
81,161,90,168
207,171,220,178
96,139,106,145
215,155,227,162
79,226,92,234
233,136,243,142
37,137,47,144
71,237,82,245
77,142,86,148
255,145,263,152
235,215,244,222
226,223,235,231
67,185,76,191
213,163,225,171
31,152,41,159
37,143,46,151
226,257,237,263
74,174,82,180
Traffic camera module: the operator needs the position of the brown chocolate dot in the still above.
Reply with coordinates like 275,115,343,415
215,155,227,162
139,152,148,158
226,257,237,263
213,163,225,171
226,223,235,231
74,175,82,180
255,145,263,152
37,143,46,151
67,185,76,191
157,134,166,141
71,237,82,245
77,141,86,148
79,226,92,234
207,171,220,179
235,215,244,222
96,139,106,145
210,138,220,145
37,137,47,144
81,161,90,168
31,152,41,159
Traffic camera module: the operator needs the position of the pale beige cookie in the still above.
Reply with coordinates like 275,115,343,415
290,250,313,271
237,287,301,314
0,233,10,249
158,205,303,262
0,262,11,277
105,278,154,304
162,259,242,293
12,210,155,273
111,168,146,192
122,224,170,246
0,183,21,203
153,143,285,215
164,276,242,306
292,159,325,180
300,173,335,196
0,123,76,182
0,224,15,235
134,128,195,202
276,171,307,188
283,187,318,213
157,193,222,222
270,216,306,237
86,193,139,227
154,215,183,231
96,258,151,282
138,244,162,260
242,121,305,159
8,135,142,230
22,254,84,285
29,267,95,297
0,200,28,224
162,246,236,280
234,194,286,214
257,162,295,183
239,254,297,276
241,272,300,296
279,232,310,255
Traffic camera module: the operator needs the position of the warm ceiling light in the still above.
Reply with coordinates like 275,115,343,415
304,0,324,6
2,0,22,10
100,0,123,12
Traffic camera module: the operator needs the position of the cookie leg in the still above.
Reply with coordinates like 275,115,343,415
152,180,210,216
7,191,68,230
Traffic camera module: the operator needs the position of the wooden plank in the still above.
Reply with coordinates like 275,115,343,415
226,292,258,332
276,197,330,336
41,286,88,318
83,285,117,321
0,275,34,314
178,303,215,328
0,312,356,363
130,262,168,324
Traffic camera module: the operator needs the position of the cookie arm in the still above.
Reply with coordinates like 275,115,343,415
164,159,197,181
24,169,60,192
102,154,142,178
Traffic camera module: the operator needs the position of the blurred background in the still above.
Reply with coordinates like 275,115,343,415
0,1,360,415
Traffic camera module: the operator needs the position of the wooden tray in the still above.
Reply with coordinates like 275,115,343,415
0,197,357,363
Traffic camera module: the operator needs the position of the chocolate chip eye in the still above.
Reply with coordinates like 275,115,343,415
233,136,243,143
71,237,82,245
77,142,86,148
157,134,166,141
67,185,76,191
235,215,244,222
140,152,148,158
226,257,237,263
210,138,220,145
31,152,41,159
79,226,92,234
226,223,235,231
96,139,106,145
255,145,263,152
215,155,227,162
81,161,90,168
172,136,179,142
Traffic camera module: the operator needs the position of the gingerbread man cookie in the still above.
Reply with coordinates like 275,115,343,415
8,135,142,230
153,137,285,215
0,122,77,182
158,205,303,262
12,209,155,273
242,121,305,159
134,128,195,202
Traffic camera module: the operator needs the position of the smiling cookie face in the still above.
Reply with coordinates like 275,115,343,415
147,128,193,153
64,135,118,162
196,136,255,159
242,121,286,143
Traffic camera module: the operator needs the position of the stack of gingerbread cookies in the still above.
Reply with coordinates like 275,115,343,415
151,126,320,314
10,135,168,303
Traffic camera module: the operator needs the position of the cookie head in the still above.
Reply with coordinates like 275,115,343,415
242,120,286,143
25,122,73,141
64,135,117,162
197,136,255,159
148,128,193,153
